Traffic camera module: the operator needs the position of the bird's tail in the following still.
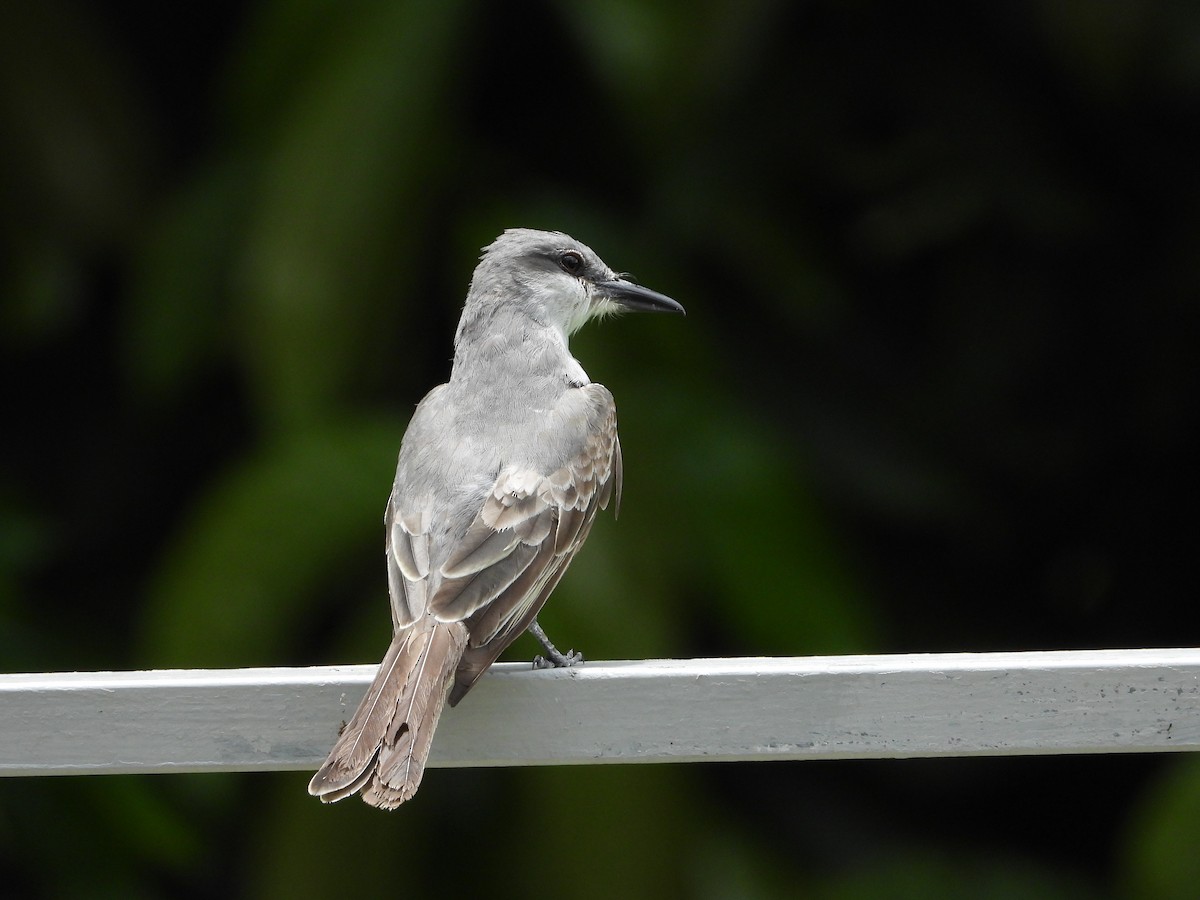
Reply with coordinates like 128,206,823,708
308,619,468,809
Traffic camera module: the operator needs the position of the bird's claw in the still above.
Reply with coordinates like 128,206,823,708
532,648,584,669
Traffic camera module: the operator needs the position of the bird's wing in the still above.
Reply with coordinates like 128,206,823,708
386,504,432,630
417,384,621,704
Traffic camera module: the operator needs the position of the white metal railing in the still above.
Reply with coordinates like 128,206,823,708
2,649,1198,777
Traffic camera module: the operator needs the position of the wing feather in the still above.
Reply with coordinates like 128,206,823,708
602,436,622,515
448,546,574,706
387,510,430,627
390,521,427,581
460,537,559,647
554,505,586,554
442,521,522,579
430,540,541,621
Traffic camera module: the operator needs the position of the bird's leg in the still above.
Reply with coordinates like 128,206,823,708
528,619,584,669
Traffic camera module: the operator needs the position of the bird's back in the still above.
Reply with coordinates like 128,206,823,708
391,316,602,583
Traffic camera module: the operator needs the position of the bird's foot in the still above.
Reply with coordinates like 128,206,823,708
528,619,585,669
532,648,585,669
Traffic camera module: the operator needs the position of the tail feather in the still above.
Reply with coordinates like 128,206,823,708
308,619,468,809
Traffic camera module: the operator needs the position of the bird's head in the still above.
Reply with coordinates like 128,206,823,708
462,229,684,344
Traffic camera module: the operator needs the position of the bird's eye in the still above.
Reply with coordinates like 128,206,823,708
559,251,584,275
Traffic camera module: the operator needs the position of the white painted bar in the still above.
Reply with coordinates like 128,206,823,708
1,649,1198,777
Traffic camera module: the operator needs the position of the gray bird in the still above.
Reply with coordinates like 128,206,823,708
308,228,684,809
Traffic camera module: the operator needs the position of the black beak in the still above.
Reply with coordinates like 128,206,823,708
596,279,686,315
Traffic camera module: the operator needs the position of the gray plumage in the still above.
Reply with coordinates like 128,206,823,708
308,228,684,809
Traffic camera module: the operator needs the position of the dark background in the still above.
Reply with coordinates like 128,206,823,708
3,2,1199,897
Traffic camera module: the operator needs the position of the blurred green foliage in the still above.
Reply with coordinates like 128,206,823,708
3,1,1200,898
